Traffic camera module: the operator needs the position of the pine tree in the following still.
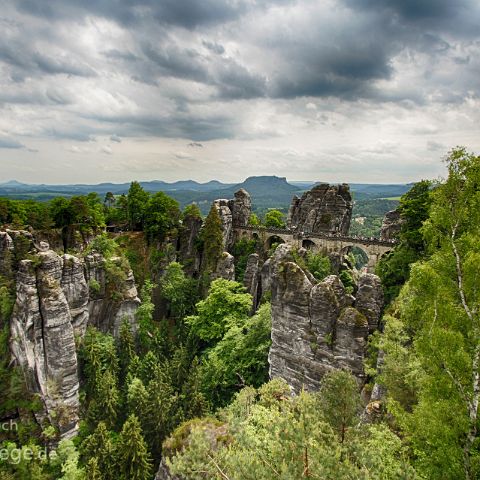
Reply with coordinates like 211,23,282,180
85,458,102,480
117,414,152,480
319,370,361,444
81,422,116,480
118,317,136,381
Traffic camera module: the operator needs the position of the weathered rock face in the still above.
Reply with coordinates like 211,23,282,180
10,251,80,438
212,189,252,248
231,188,252,227
243,253,261,311
85,254,141,337
5,231,140,437
268,244,383,392
212,252,235,281
0,231,14,278
213,199,234,249
355,273,384,333
380,209,403,240
287,183,353,235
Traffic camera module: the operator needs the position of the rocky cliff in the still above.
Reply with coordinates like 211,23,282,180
287,183,353,235
2,230,140,438
177,214,203,277
268,244,383,392
380,209,403,240
213,189,252,249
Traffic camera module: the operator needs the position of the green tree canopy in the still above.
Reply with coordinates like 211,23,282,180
376,179,433,302
143,192,180,242
186,279,252,343
264,209,286,228
127,181,149,230
380,147,480,479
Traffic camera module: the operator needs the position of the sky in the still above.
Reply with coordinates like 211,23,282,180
0,0,479,185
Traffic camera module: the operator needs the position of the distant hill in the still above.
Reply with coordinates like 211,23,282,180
349,183,413,200
0,176,413,216
0,179,233,197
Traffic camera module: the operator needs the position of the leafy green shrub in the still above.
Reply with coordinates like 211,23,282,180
305,251,331,280
88,279,101,295
339,270,355,293
86,234,118,258
231,239,257,282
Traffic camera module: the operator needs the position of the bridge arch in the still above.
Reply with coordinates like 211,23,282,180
340,244,370,270
265,234,286,252
302,239,316,250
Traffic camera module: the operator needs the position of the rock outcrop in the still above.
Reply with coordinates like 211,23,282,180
231,188,252,227
268,244,383,392
212,189,252,248
355,273,384,332
380,209,403,240
213,199,234,249
5,231,140,438
10,251,81,438
243,253,261,311
287,183,353,235
212,252,235,281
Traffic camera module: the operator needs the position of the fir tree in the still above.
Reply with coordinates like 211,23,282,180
117,414,152,480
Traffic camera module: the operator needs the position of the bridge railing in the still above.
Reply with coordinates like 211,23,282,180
233,223,397,247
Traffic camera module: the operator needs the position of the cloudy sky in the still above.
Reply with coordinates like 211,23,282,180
0,0,479,184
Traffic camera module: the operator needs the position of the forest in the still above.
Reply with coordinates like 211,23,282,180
0,147,479,479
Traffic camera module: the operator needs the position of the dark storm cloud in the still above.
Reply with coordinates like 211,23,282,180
140,41,266,99
1,0,479,147
271,39,395,99
202,41,225,55
0,36,96,81
15,0,293,29
342,0,480,36
82,110,237,141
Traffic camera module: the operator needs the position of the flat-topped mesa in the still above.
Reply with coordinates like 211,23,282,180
287,183,353,235
268,244,383,392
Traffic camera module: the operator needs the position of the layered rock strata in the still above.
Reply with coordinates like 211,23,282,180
3,230,140,437
380,209,403,240
212,189,252,249
287,183,353,235
268,244,383,392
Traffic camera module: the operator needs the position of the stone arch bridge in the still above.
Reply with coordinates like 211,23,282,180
234,225,397,271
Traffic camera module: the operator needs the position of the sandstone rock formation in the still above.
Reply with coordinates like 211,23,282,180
213,199,234,249
268,244,383,392
10,251,81,438
380,209,403,240
4,231,140,437
355,273,384,333
212,189,252,249
243,253,261,311
287,183,353,235
231,188,252,227
212,252,235,281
